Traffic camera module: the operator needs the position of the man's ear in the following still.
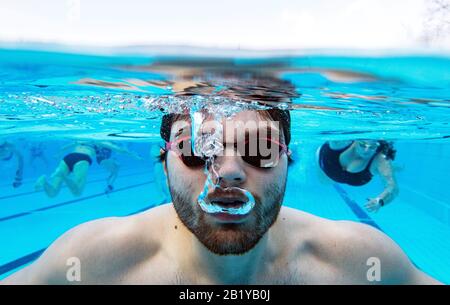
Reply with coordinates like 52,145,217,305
286,148,294,165
160,148,168,176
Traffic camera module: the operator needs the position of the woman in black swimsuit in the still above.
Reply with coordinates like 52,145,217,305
318,140,398,212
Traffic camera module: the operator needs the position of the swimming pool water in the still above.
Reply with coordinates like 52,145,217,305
0,47,449,283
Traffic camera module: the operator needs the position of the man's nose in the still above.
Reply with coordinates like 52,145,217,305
214,153,246,187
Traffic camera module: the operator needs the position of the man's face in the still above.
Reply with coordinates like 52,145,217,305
165,111,289,255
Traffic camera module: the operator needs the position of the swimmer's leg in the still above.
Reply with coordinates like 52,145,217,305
63,160,90,196
35,161,69,198
99,159,119,192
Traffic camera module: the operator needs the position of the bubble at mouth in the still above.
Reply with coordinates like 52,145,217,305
198,186,256,215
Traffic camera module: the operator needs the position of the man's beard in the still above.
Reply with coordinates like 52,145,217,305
167,169,286,255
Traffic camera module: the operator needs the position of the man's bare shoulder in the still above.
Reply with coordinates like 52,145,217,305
67,203,174,254
50,203,174,260
275,207,398,256
273,207,439,284
1,203,175,284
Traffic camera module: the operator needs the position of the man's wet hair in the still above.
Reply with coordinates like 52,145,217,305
158,108,292,165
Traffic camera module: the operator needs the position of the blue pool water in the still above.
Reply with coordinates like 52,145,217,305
0,47,449,283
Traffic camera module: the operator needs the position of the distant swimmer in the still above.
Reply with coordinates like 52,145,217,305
28,142,49,169
35,141,143,197
0,140,24,188
318,140,398,212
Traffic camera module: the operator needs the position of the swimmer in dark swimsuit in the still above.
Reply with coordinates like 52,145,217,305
0,140,24,188
35,141,143,198
317,140,398,212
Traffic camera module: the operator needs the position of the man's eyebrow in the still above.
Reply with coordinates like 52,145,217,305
174,128,185,137
171,125,190,138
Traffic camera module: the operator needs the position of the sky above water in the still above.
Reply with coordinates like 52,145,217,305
0,0,449,50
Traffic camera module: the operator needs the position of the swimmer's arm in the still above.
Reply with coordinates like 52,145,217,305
7,145,24,187
98,141,143,160
12,147,23,178
371,154,399,205
328,140,353,150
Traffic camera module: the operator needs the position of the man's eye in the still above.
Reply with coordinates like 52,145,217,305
178,139,191,150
